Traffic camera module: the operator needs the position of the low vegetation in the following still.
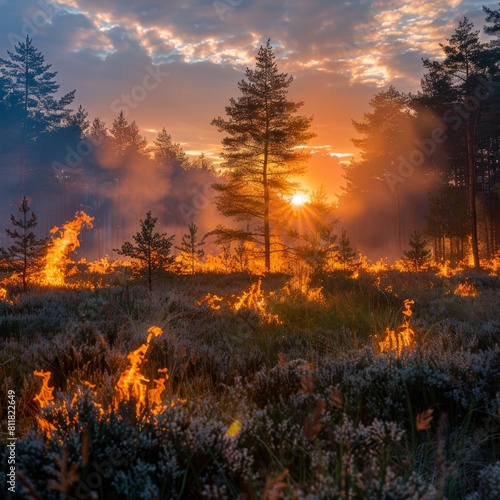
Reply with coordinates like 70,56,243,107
0,263,499,499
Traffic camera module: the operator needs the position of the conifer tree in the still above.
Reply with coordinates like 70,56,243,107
114,211,175,292
151,127,189,171
110,111,148,156
211,40,315,271
0,36,75,192
0,36,75,136
422,18,491,270
176,222,205,274
403,231,431,271
0,197,48,291
336,229,356,271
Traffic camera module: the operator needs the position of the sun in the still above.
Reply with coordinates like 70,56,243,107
291,193,310,206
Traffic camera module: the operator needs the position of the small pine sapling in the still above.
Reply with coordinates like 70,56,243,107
1,197,48,291
336,229,356,271
176,222,206,274
403,231,431,271
114,211,175,291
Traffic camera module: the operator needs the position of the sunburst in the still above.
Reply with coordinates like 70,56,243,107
291,193,310,206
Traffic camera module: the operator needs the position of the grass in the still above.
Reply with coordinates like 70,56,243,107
0,268,499,498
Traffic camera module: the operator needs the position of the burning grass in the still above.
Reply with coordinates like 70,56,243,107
0,269,499,498
41,211,94,287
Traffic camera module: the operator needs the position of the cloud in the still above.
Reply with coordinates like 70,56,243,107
0,0,494,190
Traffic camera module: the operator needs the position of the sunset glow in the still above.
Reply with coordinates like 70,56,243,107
2,2,500,497
291,192,310,206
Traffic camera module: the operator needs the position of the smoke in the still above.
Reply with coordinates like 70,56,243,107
336,106,445,261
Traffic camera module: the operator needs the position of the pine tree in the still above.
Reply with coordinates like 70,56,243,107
191,152,215,173
110,111,147,157
176,223,205,274
422,18,491,270
211,40,315,271
0,36,75,136
403,231,431,271
336,229,356,272
114,211,175,292
0,197,48,291
88,117,108,144
67,104,90,138
340,86,415,257
0,36,75,192
151,127,189,172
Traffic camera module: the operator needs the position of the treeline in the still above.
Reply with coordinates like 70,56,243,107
0,37,216,259
3,8,500,271
339,10,500,267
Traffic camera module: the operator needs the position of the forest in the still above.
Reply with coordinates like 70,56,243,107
0,5,499,500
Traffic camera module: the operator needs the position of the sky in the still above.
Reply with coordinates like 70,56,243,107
0,0,496,200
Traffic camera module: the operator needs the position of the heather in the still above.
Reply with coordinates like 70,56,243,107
0,267,499,499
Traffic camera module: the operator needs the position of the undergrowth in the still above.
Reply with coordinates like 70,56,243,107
0,270,499,498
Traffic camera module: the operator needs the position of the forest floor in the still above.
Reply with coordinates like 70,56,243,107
0,268,499,499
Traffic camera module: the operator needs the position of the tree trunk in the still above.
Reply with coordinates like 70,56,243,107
263,98,271,272
396,189,402,257
466,96,481,270
263,157,271,271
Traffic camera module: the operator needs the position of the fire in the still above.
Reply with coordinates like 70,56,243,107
33,370,56,435
197,279,283,324
41,211,93,286
0,287,13,304
115,325,169,414
454,280,479,297
233,278,266,312
32,327,178,435
379,299,415,357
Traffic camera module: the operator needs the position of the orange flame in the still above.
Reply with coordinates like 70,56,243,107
115,326,168,414
33,370,56,434
454,280,479,297
0,287,12,304
32,327,178,434
233,279,266,313
41,211,93,286
379,299,415,356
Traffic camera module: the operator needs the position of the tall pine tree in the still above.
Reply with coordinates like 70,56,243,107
0,36,75,193
211,40,315,271
422,18,492,270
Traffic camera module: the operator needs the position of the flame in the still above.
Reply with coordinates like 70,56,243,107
0,287,13,304
226,419,242,437
196,280,282,324
31,327,181,437
197,293,224,310
233,278,266,312
454,280,479,297
41,211,93,286
379,299,415,357
33,370,56,434
115,326,169,414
